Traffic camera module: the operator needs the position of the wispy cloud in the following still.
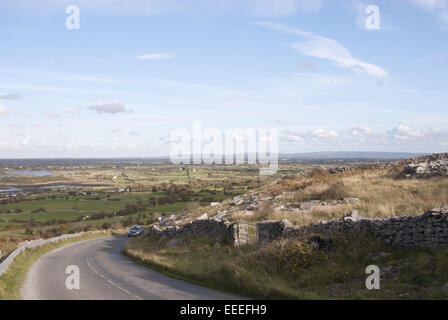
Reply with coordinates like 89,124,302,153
44,111,59,119
258,21,389,78
65,107,80,115
350,126,373,137
2,0,323,17
136,53,176,60
410,0,448,26
88,101,129,114
0,93,23,100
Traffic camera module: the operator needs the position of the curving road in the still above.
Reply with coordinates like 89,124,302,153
22,235,243,300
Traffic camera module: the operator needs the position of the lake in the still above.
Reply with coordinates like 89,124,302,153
0,184,82,194
4,171,53,177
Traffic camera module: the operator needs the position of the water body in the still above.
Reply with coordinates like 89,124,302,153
0,184,82,194
4,171,53,177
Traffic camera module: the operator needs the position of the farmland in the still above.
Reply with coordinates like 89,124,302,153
0,159,269,259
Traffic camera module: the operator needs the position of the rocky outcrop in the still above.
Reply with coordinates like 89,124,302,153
145,216,229,239
277,198,361,213
403,153,448,178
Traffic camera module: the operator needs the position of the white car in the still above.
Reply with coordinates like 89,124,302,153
127,225,144,237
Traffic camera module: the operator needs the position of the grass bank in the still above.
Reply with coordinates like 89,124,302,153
125,233,448,300
0,231,112,300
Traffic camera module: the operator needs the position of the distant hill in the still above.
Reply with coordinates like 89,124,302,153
279,151,427,160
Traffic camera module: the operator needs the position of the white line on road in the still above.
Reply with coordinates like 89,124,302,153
86,258,143,300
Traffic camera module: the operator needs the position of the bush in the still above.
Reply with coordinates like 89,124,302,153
317,181,349,201
257,202,272,221
249,239,324,274
102,222,112,230
309,167,327,178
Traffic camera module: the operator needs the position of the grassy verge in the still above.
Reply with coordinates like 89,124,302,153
125,233,448,300
0,231,112,300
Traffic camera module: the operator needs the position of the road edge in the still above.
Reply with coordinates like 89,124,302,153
0,231,112,300
123,250,250,300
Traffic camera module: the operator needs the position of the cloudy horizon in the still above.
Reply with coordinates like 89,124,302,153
1,0,447,158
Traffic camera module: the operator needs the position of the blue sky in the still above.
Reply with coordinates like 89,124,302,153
0,0,447,158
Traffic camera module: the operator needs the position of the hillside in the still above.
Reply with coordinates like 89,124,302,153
125,153,448,299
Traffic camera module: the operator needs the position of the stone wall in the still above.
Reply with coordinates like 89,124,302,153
284,207,448,248
144,217,229,239
144,206,448,249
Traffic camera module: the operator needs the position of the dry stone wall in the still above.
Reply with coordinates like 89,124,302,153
284,207,448,248
144,217,229,239
143,207,448,249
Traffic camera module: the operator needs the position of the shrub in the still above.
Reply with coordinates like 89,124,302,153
257,202,272,221
102,222,112,230
249,239,324,274
309,167,327,178
317,181,349,201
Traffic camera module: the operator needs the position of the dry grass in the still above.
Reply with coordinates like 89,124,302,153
126,232,448,300
125,166,448,300
238,168,448,226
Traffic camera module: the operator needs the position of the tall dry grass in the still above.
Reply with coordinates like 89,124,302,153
245,169,448,226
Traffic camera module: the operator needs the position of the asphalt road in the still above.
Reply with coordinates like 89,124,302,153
22,235,243,300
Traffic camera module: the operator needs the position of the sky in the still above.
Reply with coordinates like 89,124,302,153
0,0,447,158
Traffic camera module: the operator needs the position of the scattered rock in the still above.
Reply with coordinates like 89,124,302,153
344,197,361,204
308,235,334,251
380,266,400,278
166,237,183,247
300,201,318,210
442,283,448,296
211,211,228,221
367,251,392,262
343,210,366,222
196,213,208,220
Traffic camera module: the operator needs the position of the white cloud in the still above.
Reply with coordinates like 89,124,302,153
350,125,372,136
410,0,448,11
309,128,339,140
282,128,339,143
137,53,176,60
0,93,23,100
65,107,80,115
44,111,59,118
0,104,6,115
410,0,448,25
282,124,448,151
88,101,129,114
258,21,389,78
389,124,424,140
